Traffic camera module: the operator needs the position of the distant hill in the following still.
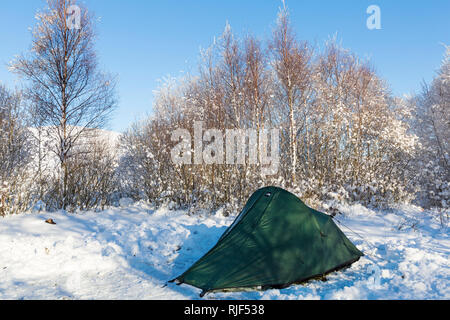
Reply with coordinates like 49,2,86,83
26,126,122,170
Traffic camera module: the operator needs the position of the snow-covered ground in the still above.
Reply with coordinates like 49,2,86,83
0,202,448,300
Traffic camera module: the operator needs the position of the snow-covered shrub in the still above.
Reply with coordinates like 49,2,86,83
0,86,33,216
41,131,119,212
117,117,173,204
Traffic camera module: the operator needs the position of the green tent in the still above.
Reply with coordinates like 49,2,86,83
171,186,363,296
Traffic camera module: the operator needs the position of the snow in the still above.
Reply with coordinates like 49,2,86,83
0,202,448,300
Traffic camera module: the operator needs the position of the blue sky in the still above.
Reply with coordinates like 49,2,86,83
0,0,449,132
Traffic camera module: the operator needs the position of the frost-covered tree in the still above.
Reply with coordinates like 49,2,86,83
269,6,313,188
119,8,420,214
412,45,449,208
0,86,32,216
10,0,117,210
304,41,418,206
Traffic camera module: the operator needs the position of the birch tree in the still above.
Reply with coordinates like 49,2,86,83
10,0,117,209
270,5,313,187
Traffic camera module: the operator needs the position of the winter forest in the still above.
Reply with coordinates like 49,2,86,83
0,0,448,300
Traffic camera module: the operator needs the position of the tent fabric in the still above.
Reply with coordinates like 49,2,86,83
173,186,363,295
